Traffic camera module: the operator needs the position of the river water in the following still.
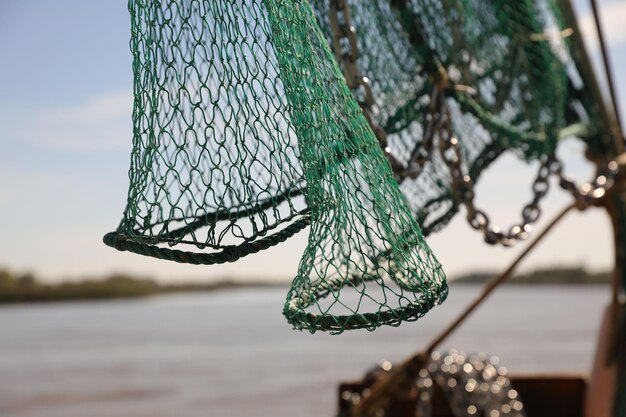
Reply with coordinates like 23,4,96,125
0,285,610,417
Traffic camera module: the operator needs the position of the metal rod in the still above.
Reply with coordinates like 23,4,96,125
353,203,576,417
589,0,624,137
604,196,624,365
424,203,576,354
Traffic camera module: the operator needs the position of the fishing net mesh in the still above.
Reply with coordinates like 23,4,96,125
311,0,610,235
105,0,612,333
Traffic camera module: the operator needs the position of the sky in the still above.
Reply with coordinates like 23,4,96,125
0,0,625,283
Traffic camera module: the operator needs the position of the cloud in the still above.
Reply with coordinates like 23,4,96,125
0,90,132,152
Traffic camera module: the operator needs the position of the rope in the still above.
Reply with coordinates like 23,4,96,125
103,216,310,265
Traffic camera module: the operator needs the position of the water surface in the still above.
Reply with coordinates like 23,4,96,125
0,285,610,417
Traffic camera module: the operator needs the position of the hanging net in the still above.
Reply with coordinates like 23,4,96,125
309,0,615,240
105,0,616,332
104,0,447,333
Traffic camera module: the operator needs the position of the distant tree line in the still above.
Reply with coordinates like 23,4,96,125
0,270,160,303
0,266,610,304
0,269,284,303
452,266,611,285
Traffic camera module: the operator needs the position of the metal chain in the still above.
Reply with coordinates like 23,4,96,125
328,0,405,176
436,93,546,246
331,22,543,247
435,85,621,245
328,1,446,182
328,1,622,246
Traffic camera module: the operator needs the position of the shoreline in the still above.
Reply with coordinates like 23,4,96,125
0,266,610,304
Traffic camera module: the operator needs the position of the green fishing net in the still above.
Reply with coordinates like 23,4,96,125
105,0,614,333
310,0,613,235
104,0,446,333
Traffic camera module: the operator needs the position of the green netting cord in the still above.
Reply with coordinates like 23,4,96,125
104,0,447,333
265,0,447,333
310,0,573,235
103,0,612,334
104,1,310,265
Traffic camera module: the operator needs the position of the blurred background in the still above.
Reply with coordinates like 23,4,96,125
0,1,624,417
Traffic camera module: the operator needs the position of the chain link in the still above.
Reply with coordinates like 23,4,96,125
553,158,619,209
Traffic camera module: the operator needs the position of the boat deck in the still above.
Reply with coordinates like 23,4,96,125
338,374,587,417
